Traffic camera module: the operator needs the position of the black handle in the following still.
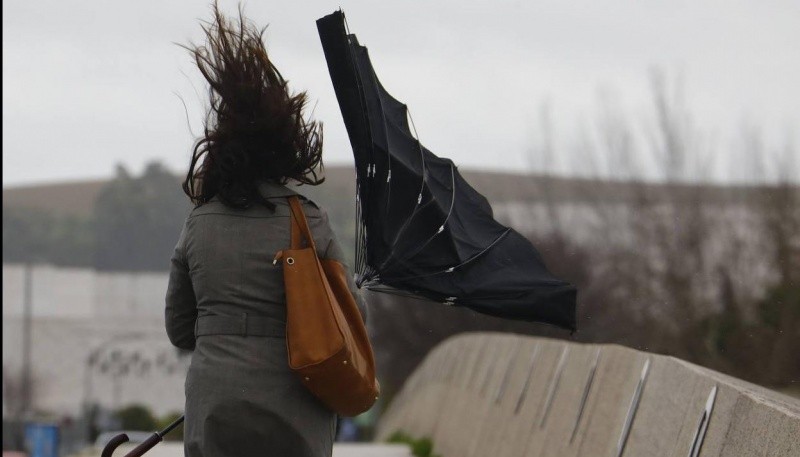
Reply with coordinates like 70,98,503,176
101,415,185,457
101,433,129,457
122,433,162,457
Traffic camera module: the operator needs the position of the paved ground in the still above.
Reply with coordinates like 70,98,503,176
333,443,413,456
69,442,413,456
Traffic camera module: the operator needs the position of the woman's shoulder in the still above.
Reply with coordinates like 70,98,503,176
257,180,328,219
184,184,327,221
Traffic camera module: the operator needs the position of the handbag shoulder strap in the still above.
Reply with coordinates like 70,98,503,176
287,196,317,251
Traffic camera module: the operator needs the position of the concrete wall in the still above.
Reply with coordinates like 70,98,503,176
376,333,800,457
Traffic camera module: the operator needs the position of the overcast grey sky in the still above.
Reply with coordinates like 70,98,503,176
3,0,798,186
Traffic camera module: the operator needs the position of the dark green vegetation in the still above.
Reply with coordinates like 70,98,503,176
114,404,158,431
3,162,191,272
113,404,183,441
3,206,95,267
2,162,355,271
387,431,440,457
94,163,192,271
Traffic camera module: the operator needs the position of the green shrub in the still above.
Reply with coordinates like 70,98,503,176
114,404,157,431
387,431,441,457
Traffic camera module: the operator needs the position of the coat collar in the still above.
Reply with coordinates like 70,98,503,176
256,180,302,199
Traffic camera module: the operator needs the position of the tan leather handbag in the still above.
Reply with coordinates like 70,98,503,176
273,196,380,416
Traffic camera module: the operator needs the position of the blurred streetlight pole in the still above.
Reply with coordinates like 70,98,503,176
21,263,33,418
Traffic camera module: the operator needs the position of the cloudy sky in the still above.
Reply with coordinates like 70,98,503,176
3,0,798,186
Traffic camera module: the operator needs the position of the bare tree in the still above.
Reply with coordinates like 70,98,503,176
518,69,798,387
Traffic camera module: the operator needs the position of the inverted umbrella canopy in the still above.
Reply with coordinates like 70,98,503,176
317,11,577,331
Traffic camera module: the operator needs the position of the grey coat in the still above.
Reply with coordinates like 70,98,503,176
165,181,367,457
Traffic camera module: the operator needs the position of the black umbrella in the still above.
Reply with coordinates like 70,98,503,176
317,11,577,330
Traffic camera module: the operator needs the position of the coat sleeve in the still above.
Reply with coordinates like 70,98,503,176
318,208,369,324
165,219,198,351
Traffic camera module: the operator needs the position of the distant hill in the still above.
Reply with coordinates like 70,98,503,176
3,165,783,218
2,179,108,217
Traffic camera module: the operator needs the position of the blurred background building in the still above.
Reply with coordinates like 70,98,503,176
2,264,187,417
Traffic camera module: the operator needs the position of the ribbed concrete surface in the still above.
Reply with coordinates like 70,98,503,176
376,333,800,457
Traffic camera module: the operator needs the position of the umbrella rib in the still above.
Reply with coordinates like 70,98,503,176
347,36,381,280
373,106,428,268
382,227,512,283
342,9,350,35
376,196,436,271
365,62,394,234
354,182,367,280
380,162,457,273
407,110,428,209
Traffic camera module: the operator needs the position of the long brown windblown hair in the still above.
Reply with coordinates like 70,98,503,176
182,4,324,210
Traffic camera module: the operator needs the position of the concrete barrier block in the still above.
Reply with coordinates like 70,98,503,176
470,337,534,456
377,334,800,457
378,340,458,441
669,377,736,457
407,334,492,453
495,338,569,457
574,345,648,457
530,343,598,457
454,333,491,392
679,365,800,457
618,356,702,456
719,394,800,456
403,384,450,439
432,336,518,457
425,334,494,443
